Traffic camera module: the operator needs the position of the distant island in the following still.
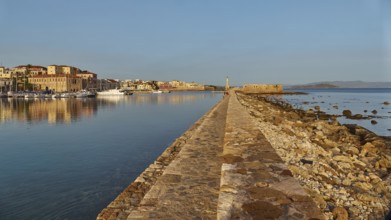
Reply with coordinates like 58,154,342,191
286,81,391,89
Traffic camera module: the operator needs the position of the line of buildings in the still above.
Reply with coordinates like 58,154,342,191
0,64,208,93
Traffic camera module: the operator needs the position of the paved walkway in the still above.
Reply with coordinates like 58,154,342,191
127,96,229,219
217,91,324,219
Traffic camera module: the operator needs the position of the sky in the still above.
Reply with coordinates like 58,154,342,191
0,0,390,85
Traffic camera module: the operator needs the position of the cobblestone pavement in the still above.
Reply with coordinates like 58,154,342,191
217,91,324,219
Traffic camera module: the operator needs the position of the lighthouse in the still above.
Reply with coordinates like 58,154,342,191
225,76,229,95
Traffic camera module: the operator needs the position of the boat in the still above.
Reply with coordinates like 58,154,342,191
76,90,96,98
24,93,35,99
97,89,125,96
0,93,7,98
152,90,163,94
34,93,45,99
61,93,72,98
52,93,61,98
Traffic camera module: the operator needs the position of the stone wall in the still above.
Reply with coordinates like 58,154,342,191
242,84,283,93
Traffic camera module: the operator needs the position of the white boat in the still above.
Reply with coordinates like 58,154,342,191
75,90,96,98
97,89,125,96
34,93,45,98
52,93,61,98
61,93,71,98
152,90,163,94
24,93,35,99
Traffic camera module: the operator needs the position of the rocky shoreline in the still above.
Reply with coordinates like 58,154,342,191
236,92,391,219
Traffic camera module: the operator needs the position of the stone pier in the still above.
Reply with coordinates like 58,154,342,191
97,91,324,220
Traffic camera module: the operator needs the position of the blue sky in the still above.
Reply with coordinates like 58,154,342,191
0,0,389,85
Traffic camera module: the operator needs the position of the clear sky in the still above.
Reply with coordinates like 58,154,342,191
0,0,389,85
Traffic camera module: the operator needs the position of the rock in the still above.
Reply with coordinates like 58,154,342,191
352,160,366,170
342,110,352,117
314,105,321,111
353,182,373,191
364,110,367,113
360,142,377,157
333,155,352,163
371,110,377,115
338,162,352,169
370,120,377,125
384,101,390,105
346,146,359,155
342,178,351,186
378,158,391,169
332,206,348,220
350,114,364,119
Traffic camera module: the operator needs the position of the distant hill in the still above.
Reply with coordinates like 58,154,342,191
289,83,337,89
286,81,391,89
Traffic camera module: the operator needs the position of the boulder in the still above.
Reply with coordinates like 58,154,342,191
370,120,377,125
342,110,352,117
371,110,377,115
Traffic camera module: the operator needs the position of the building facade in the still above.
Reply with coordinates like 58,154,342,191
28,75,83,92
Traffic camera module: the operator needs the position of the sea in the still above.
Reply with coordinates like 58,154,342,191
0,92,222,220
282,88,391,137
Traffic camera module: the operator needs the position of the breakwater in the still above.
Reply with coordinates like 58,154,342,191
98,91,390,220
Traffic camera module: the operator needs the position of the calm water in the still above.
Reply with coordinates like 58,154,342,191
0,92,222,220
283,88,391,136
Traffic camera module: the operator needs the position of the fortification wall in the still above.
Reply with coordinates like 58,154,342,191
242,84,283,93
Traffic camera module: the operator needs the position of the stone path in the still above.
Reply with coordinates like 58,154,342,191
127,96,229,219
217,91,324,219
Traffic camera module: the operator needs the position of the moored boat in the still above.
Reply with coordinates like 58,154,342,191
97,89,125,96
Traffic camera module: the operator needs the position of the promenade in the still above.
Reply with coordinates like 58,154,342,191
98,91,323,219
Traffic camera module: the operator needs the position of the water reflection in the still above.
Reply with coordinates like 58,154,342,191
0,92,219,125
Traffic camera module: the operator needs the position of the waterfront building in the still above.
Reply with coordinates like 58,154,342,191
76,71,98,90
97,79,120,91
12,65,47,77
28,75,82,92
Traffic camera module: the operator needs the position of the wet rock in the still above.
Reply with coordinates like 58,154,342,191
314,105,321,111
349,114,363,119
342,110,352,117
300,158,313,165
332,206,348,220
371,110,377,115
384,101,390,105
371,120,377,125
364,110,367,113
